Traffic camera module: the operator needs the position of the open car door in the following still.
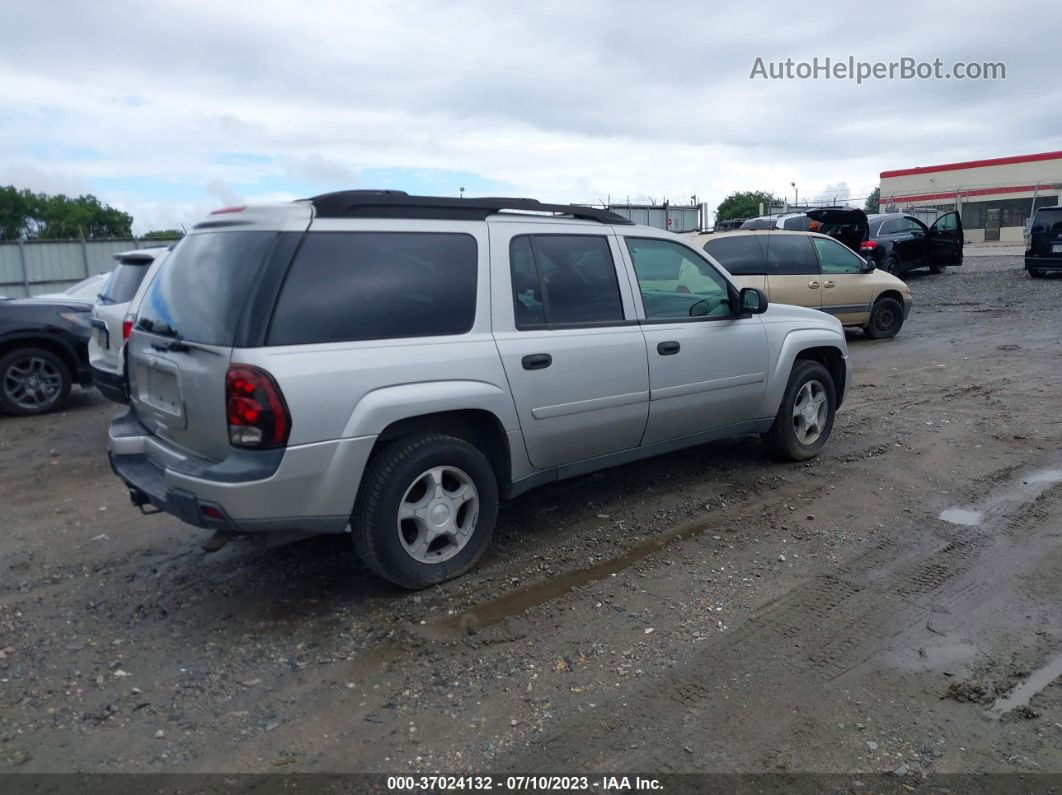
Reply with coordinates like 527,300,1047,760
806,207,870,254
929,211,963,266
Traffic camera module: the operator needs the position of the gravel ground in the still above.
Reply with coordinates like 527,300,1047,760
1,255,1060,778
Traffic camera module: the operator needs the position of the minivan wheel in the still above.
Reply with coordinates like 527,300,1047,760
353,433,499,590
864,297,905,339
761,360,836,462
0,347,72,416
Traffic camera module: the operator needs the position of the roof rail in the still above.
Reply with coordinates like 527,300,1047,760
303,191,635,225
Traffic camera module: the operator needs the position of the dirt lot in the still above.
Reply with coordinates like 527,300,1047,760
1,255,1060,780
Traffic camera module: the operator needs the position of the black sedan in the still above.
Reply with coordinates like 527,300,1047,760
807,207,964,276
0,297,93,415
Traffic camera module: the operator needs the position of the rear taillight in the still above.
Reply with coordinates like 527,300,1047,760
860,240,878,251
122,315,133,340
225,365,290,449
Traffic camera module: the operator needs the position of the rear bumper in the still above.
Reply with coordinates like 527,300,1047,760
90,364,129,404
1025,255,1062,271
107,409,376,535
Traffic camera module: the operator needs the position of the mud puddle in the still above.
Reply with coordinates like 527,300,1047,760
986,654,1062,719
939,467,1062,526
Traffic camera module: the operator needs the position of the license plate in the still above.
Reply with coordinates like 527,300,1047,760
1052,243,1062,253
95,325,110,350
136,361,184,421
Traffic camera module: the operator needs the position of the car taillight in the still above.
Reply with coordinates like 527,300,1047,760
122,316,133,340
225,365,290,449
860,240,878,251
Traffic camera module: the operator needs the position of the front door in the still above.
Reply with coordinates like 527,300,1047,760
491,224,650,469
811,236,874,326
622,236,769,446
929,211,964,265
984,207,1001,241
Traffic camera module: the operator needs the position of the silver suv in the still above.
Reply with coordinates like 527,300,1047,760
108,192,851,589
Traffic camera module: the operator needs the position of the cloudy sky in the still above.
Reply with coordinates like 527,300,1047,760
2,1,1060,233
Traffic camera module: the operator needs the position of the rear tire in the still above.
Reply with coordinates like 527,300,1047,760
761,360,836,462
352,433,499,590
1029,269,1045,279
864,297,905,339
883,254,900,275
0,347,72,416
929,262,947,275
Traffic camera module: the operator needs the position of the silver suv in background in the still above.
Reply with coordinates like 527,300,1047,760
108,192,851,589
89,247,169,403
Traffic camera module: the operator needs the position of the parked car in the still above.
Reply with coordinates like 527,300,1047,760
108,192,850,589
806,208,963,276
0,297,93,415
89,247,170,403
740,213,814,232
31,272,110,304
691,229,912,338
1025,205,1062,277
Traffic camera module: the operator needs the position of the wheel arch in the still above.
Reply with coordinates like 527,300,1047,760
758,330,848,416
0,335,80,379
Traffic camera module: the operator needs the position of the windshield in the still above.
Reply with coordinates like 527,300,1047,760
136,231,277,345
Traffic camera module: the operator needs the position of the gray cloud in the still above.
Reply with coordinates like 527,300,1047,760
1,0,1059,228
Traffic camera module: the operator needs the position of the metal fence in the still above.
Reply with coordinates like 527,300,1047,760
605,204,703,233
0,238,181,298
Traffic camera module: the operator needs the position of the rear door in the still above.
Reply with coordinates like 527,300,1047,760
805,207,869,253
929,211,964,265
701,234,768,293
491,223,649,469
129,228,294,462
810,235,874,325
622,236,768,446
759,233,822,310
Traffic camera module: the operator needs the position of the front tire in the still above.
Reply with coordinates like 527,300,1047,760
0,347,72,416
352,433,499,590
761,360,836,462
1029,269,1045,279
864,297,905,339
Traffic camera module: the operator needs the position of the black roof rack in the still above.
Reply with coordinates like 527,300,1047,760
303,191,634,225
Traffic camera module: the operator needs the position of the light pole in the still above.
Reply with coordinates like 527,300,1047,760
791,181,798,208
459,187,465,199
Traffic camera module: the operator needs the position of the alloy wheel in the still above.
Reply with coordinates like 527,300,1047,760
792,379,828,445
2,356,64,411
397,465,480,564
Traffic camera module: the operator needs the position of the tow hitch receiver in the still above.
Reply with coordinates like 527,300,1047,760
128,486,161,515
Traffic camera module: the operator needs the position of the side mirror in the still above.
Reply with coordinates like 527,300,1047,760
860,257,875,273
739,287,768,315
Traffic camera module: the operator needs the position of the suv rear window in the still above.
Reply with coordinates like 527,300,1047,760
1032,209,1062,233
99,260,151,305
702,235,765,275
267,232,478,345
137,231,278,345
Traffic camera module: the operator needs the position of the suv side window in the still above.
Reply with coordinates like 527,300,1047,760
878,218,902,235
510,235,624,329
701,235,766,275
760,234,819,275
812,236,867,274
626,237,733,320
905,217,926,233
266,232,478,345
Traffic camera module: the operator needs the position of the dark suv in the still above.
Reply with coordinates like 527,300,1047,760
1025,205,1062,277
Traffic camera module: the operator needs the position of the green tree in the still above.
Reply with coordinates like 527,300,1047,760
0,186,133,240
864,187,880,214
141,229,184,240
715,191,779,222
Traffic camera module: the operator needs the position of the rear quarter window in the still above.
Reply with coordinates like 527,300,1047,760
100,262,151,304
266,232,478,345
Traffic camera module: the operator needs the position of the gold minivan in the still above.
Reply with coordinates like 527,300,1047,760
690,229,913,338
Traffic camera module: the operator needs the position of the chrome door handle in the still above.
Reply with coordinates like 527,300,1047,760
808,281,821,289
823,280,836,288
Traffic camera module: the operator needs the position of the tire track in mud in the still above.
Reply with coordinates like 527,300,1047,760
499,462,1062,771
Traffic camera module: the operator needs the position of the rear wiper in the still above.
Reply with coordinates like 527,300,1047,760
150,337,221,356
